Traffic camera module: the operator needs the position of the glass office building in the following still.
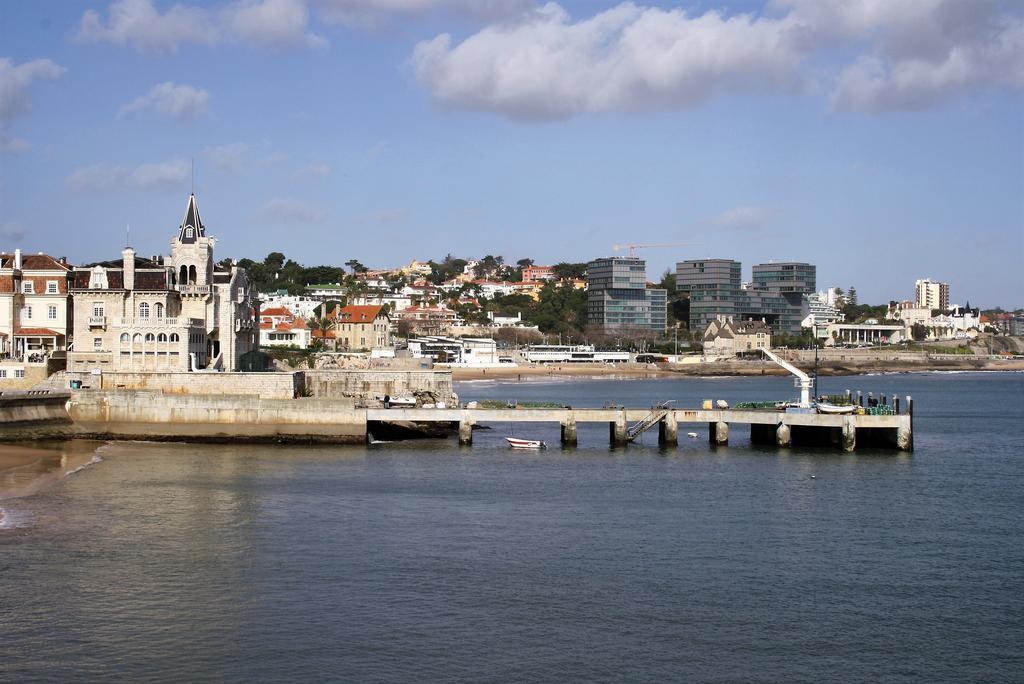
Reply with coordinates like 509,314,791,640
676,259,815,334
586,257,667,332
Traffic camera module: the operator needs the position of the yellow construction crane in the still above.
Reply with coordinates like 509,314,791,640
612,242,696,257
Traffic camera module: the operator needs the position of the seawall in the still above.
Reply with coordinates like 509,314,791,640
67,390,366,444
0,390,75,440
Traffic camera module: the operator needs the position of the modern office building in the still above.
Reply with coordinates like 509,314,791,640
676,259,815,334
914,279,950,311
586,257,667,332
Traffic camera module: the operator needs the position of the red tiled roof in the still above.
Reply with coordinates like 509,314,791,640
260,306,295,317
0,253,71,271
15,328,65,337
328,304,387,322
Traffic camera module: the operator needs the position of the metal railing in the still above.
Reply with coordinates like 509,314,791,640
112,317,205,328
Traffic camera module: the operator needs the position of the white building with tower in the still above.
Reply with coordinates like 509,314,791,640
67,194,258,372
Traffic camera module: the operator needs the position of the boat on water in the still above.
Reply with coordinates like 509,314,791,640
506,437,547,449
815,402,856,415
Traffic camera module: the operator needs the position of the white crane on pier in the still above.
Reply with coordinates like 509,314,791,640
761,348,813,409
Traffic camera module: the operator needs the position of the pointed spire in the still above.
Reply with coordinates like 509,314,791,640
178,193,205,244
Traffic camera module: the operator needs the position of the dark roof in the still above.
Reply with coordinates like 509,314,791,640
82,256,162,269
70,268,168,291
178,193,205,244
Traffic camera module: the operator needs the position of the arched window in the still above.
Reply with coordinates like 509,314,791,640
120,333,129,343
132,333,143,343
157,333,167,342
179,265,187,284
188,265,197,285
169,333,180,342
154,303,164,318
186,227,194,239
139,302,150,319
145,333,155,342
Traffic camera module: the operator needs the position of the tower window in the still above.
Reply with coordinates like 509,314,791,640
186,227,194,238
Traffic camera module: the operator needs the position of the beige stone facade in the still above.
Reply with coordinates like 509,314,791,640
67,194,258,373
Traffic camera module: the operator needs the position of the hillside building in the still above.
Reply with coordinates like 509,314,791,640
914,279,950,311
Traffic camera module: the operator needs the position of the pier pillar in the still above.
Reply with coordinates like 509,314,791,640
458,420,473,446
776,422,791,447
708,421,728,446
610,411,628,446
897,421,912,451
658,411,678,446
841,416,856,452
561,415,578,447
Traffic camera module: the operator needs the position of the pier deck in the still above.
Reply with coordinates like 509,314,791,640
368,404,913,451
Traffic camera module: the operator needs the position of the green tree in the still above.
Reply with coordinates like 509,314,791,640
550,262,588,280
264,252,286,272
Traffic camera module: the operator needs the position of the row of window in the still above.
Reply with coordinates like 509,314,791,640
20,281,61,294
89,302,168,318
116,332,182,344
0,369,26,378
21,305,59,320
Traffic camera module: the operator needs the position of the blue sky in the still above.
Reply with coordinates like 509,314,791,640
1,0,1021,306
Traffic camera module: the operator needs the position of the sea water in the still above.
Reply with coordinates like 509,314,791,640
0,372,1021,682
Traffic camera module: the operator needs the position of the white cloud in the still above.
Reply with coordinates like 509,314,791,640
78,0,217,53
713,205,775,230
67,160,190,192
119,82,210,121
79,0,324,52
293,162,332,179
263,198,326,223
412,3,805,120
204,143,249,172
314,0,532,27
0,133,31,155
412,0,1024,118
225,0,326,49
0,57,66,121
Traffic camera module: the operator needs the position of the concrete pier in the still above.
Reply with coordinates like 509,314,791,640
658,412,678,446
458,419,474,446
561,417,578,446
610,411,628,446
776,422,792,447
0,390,915,452
709,421,729,446
841,416,856,452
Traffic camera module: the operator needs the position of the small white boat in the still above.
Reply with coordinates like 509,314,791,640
506,437,546,449
815,402,856,414
687,432,698,438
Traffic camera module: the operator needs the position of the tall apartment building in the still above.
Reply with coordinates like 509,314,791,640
676,259,815,334
914,279,950,311
586,257,667,332
67,194,258,373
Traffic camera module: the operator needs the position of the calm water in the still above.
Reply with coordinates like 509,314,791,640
1,372,1022,682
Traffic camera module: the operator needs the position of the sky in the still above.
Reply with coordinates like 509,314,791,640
1,0,1022,307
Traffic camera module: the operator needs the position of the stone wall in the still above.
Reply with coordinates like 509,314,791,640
51,368,454,404
60,370,300,399
301,370,456,405
68,390,364,444
0,390,74,440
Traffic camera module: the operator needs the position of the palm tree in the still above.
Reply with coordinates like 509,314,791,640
307,314,337,351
